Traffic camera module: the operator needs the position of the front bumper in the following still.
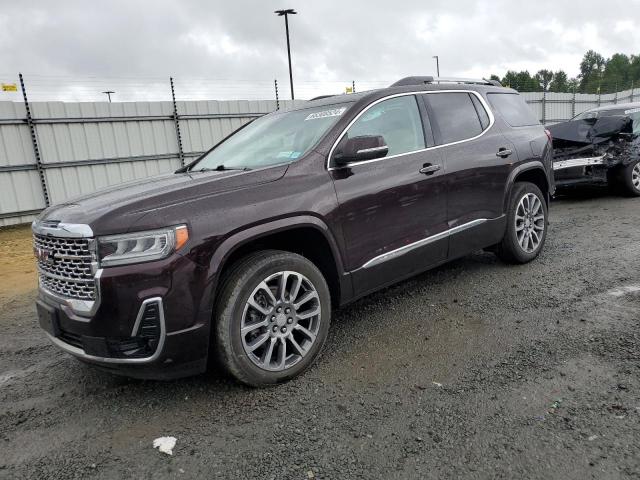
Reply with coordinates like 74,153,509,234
38,283,210,379
34,231,213,379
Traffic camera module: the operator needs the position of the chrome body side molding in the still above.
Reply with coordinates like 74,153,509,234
361,218,489,269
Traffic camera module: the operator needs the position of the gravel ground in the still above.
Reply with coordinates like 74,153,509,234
1,192,639,480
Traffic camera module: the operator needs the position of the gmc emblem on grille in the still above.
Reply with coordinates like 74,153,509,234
34,247,55,264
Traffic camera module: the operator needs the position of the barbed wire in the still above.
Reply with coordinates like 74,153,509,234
0,73,637,103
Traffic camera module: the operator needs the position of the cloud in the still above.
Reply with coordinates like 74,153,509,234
1,0,639,100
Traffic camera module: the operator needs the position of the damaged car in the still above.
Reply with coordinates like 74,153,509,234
549,103,640,196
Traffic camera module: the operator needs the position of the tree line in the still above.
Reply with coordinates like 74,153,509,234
489,50,640,94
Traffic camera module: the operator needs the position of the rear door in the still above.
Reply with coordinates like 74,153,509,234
421,91,513,258
329,94,448,296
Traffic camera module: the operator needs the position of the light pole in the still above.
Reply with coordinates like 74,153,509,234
102,90,115,102
275,9,297,100
432,56,440,77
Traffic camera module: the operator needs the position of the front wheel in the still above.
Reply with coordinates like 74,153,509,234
611,160,640,197
495,182,548,264
214,250,331,387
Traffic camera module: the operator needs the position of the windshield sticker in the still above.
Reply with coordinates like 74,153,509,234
624,107,640,115
304,107,347,121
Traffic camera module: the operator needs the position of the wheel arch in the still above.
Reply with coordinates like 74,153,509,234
504,162,550,212
208,216,348,308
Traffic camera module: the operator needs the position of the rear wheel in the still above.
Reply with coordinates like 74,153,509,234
611,160,640,197
214,250,331,387
495,182,548,264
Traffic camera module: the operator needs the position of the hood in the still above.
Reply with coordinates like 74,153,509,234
549,115,632,146
38,164,288,235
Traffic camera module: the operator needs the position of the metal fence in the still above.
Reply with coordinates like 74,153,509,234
1,82,638,227
521,88,638,124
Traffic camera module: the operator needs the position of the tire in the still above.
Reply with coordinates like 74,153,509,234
611,160,640,197
495,182,548,264
214,250,331,387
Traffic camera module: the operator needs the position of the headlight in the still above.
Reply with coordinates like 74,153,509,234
98,225,188,267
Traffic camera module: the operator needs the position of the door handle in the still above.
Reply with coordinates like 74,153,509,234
419,164,441,175
496,148,513,158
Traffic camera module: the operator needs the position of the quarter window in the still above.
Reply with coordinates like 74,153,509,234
339,96,425,158
487,92,539,127
470,94,490,130
426,93,484,144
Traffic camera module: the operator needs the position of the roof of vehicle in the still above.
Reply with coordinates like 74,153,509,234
295,79,517,111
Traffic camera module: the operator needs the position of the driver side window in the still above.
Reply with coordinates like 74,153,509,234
342,96,426,158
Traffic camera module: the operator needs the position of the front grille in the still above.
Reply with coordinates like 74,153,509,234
34,234,96,301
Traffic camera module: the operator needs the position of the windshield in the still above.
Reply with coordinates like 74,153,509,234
191,102,352,171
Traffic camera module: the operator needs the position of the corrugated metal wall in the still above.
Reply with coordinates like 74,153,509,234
520,88,637,124
1,89,638,227
0,99,303,226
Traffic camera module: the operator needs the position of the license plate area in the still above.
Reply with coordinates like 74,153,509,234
36,300,60,337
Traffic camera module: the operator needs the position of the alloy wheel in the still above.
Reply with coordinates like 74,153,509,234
515,193,545,253
241,271,322,371
632,163,640,191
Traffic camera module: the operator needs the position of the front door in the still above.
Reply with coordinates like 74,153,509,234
329,94,448,296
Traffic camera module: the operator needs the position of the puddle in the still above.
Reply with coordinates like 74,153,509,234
607,285,640,297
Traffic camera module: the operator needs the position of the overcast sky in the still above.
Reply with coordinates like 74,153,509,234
1,0,639,101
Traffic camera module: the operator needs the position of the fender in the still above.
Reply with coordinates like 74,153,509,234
205,215,351,303
503,161,548,212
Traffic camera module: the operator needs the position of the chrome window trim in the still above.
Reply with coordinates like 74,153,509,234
361,218,494,269
327,89,496,171
32,221,94,238
46,297,166,364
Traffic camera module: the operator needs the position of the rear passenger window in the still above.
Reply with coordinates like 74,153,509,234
426,93,484,144
487,93,539,127
343,95,425,157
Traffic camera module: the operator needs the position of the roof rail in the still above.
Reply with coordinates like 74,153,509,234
390,76,434,87
390,76,503,88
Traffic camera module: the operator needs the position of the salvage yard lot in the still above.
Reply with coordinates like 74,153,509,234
1,193,639,480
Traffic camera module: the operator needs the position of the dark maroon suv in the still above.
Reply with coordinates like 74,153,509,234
33,77,554,386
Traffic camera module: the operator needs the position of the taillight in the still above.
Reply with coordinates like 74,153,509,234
545,129,553,143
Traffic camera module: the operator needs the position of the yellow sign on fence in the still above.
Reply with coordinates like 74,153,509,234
2,83,18,92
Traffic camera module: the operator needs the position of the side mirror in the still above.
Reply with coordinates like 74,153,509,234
333,135,389,165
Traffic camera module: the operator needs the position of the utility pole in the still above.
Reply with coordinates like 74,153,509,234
275,9,297,100
433,56,440,77
102,90,115,102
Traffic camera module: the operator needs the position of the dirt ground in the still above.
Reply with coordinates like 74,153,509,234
1,192,639,480
0,225,37,302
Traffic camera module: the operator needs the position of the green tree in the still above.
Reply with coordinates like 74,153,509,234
535,69,554,91
501,70,519,88
502,70,539,91
603,53,631,92
549,70,569,92
579,50,605,93
630,55,640,87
